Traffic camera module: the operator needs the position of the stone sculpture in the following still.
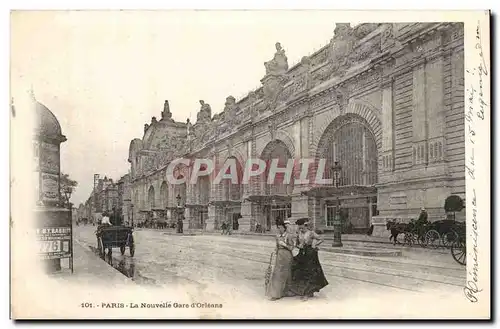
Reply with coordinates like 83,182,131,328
264,42,289,75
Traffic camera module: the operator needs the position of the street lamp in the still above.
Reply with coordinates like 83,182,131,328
63,186,74,273
130,204,134,227
331,161,343,247
176,194,184,234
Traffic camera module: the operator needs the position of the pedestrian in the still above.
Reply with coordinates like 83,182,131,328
417,207,428,223
265,219,295,301
177,214,184,233
101,212,112,226
287,217,328,301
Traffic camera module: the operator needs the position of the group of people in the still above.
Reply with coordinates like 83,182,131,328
265,217,329,301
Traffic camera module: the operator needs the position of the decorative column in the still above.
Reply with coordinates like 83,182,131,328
240,137,253,231
291,113,311,222
206,148,218,231
32,95,71,273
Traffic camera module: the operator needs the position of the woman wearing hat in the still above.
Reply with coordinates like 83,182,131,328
266,218,295,301
288,218,329,300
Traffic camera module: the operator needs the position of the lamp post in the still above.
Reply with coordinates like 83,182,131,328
63,186,74,273
130,204,134,227
331,161,343,247
176,194,184,233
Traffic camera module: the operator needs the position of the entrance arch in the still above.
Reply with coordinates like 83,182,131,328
259,139,294,231
316,113,378,185
221,156,243,201
261,139,295,196
315,113,379,231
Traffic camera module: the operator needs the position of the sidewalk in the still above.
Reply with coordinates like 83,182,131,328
50,239,134,286
159,228,390,244
158,228,449,256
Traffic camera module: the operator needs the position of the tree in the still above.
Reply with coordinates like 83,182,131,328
444,195,464,221
60,173,78,206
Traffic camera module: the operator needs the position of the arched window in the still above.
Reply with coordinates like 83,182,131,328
148,185,155,209
198,175,210,204
160,181,168,208
262,140,294,196
173,176,187,206
222,157,243,201
319,115,378,186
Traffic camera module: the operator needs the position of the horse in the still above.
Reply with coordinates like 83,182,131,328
386,220,410,245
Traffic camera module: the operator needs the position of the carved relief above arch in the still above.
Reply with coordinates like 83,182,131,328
219,144,246,170
311,99,382,157
313,112,379,187
257,129,296,160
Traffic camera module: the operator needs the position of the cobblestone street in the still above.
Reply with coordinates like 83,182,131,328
74,225,469,317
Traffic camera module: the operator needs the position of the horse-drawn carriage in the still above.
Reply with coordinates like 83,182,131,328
387,218,464,250
96,225,135,258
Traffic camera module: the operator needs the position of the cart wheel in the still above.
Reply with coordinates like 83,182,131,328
120,245,126,255
417,233,427,248
425,230,441,249
451,239,466,266
403,232,414,247
442,230,459,249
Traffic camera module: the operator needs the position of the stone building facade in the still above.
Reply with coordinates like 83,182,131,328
127,23,465,235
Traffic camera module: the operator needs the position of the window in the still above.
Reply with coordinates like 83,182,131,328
326,205,337,227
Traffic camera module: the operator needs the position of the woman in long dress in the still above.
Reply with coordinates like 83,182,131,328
266,219,295,301
289,218,329,300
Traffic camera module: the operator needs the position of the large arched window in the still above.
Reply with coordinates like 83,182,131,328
198,175,210,204
148,185,155,209
160,181,168,208
222,157,243,201
318,114,378,186
262,140,294,196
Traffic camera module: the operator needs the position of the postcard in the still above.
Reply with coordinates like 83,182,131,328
10,10,490,319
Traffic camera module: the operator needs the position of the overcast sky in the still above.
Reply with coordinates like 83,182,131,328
10,10,356,205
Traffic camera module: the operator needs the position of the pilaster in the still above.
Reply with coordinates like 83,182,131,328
206,204,217,231
239,200,252,231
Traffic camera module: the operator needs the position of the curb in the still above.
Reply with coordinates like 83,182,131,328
73,238,135,284
321,247,402,257
163,232,197,236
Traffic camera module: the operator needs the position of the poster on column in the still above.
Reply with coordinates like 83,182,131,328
39,142,60,174
41,173,59,202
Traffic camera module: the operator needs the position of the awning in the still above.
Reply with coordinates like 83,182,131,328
184,204,209,209
244,194,292,204
209,200,242,207
301,185,377,198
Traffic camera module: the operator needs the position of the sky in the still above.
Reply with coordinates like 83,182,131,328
10,10,357,206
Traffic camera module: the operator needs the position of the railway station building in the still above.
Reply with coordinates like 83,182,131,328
127,22,465,236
